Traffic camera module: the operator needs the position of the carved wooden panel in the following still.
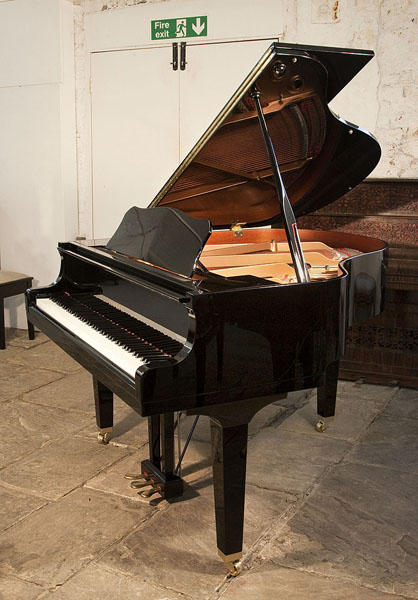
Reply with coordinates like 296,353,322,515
298,180,418,388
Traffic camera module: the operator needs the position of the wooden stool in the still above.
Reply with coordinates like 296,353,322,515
0,271,34,349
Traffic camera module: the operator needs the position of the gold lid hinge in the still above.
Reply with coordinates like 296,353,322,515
231,222,246,237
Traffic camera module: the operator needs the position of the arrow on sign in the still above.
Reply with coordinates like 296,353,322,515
192,17,205,35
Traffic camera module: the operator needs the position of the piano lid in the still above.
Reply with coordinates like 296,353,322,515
148,42,381,229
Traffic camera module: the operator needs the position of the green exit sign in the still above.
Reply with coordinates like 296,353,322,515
151,16,208,40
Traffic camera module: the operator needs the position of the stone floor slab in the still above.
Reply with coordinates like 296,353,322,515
337,380,397,404
0,484,46,531
86,436,213,502
247,426,351,494
6,327,48,350
76,396,149,448
0,399,94,469
0,575,44,600
0,361,63,402
221,563,405,599
1,437,131,500
280,393,383,442
84,451,149,501
261,462,418,598
22,370,96,415
98,480,295,599
383,387,418,420
0,488,154,587
45,563,186,599
6,341,81,374
347,415,418,474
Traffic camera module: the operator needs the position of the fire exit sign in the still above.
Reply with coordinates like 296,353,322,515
151,16,208,40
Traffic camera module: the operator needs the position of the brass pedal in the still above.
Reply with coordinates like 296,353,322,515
130,480,150,489
140,488,158,498
124,473,147,480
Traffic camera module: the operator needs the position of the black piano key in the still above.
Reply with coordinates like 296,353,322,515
52,293,183,359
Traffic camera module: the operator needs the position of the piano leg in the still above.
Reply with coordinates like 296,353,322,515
211,418,248,576
186,395,272,575
93,377,113,444
316,359,339,432
140,412,183,500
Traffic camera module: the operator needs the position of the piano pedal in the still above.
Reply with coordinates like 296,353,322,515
315,416,334,433
97,427,112,444
140,459,184,500
140,488,158,499
124,473,147,480
130,480,150,489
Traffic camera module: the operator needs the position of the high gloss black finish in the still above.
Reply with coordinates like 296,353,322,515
25,41,387,570
93,377,113,430
106,206,212,277
151,43,380,228
1,275,34,349
27,236,386,416
317,359,339,419
141,412,183,499
211,421,248,556
148,414,161,469
249,84,310,283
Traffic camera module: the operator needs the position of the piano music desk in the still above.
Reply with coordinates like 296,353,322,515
0,271,35,349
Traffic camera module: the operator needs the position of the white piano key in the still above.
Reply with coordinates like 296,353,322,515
36,298,146,378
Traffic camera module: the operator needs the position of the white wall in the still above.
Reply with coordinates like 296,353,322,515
282,0,418,179
0,0,77,328
79,0,418,180
75,0,286,241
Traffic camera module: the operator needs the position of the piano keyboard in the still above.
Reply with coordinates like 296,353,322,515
36,293,183,378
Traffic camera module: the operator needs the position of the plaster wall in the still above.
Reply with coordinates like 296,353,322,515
78,0,417,175
0,0,77,328
73,0,417,242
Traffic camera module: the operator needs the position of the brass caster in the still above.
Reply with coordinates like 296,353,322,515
315,416,333,433
97,432,110,444
226,560,242,577
315,420,327,433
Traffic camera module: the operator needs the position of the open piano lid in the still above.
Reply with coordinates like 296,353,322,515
149,41,381,228
106,42,381,277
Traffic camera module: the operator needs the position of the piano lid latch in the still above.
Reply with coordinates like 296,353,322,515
231,222,246,237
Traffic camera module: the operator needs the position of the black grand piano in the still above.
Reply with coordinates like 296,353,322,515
27,42,386,575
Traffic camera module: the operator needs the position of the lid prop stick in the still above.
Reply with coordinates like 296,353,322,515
249,85,311,283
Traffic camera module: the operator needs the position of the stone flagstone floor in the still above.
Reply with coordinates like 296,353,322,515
1,328,418,599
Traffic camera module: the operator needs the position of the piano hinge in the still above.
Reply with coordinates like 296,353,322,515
231,222,246,237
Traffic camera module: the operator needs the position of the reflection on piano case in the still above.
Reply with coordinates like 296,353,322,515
27,42,387,576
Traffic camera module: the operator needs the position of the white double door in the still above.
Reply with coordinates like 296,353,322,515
90,39,273,240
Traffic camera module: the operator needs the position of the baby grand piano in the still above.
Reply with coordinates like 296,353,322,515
27,42,386,575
